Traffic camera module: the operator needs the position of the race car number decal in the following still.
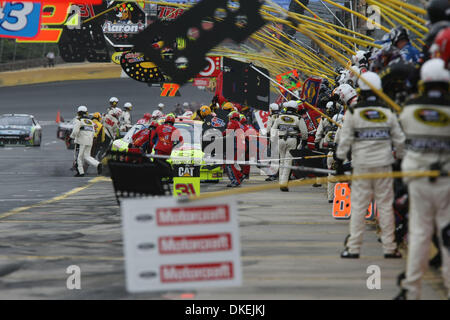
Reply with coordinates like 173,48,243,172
0,2,41,38
173,177,200,197
332,183,378,220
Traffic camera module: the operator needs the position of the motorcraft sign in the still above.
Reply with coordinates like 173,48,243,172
121,196,241,292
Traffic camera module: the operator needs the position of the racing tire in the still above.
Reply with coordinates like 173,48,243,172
203,180,220,184
35,133,42,146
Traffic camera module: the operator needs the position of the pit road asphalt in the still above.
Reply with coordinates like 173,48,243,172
0,79,446,299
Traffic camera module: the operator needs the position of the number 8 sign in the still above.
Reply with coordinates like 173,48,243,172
0,2,41,38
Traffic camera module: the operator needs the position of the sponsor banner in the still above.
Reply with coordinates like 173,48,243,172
196,56,222,78
102,1,147,48
301,77,322,108
121,196,241,292
160,262,234,282
159,234,232,255
276,69,302,94
111,51,123,64
156,204,229,226
193,78,211,87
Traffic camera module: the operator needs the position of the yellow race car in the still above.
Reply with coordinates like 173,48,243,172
110,118,223,182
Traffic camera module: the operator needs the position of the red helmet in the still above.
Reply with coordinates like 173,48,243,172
165,115,175,124
431,27,450,68
228,111,240,120
143,113,151,119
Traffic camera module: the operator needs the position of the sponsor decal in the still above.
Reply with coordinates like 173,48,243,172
156,205,230,226
406,137,450,152
360,109,387,122
193,78,211,87
160,262,233,282
158,233,232,254
281,116,294,123
211,117,226,128
414,108,449,127
102,21,145,33
158,5,185,20
355,128,391,140
103,2,147,48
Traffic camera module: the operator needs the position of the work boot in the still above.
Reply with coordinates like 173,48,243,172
74,173,85,177
340,248,359,259
265,175,277,182
429,253,442,269
97,163,103,175
384,250,402,259
280,187,289,192
393,289,408,300
312,183,322,187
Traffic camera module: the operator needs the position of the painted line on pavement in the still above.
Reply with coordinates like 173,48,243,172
0,254,123,261
0,176,110,220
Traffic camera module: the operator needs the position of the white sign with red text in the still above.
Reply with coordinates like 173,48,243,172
121,196,241,292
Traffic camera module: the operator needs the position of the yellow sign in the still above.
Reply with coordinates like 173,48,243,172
173,177,201,197
112,52,124,65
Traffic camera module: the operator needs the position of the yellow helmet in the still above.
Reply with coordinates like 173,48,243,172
199,105,211,118
93,112,102,120
222,102,235,111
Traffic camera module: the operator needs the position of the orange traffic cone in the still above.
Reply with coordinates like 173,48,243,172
56,111,61,124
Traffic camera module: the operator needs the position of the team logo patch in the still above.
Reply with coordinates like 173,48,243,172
360,109,387,122
211,117,225,128
281,116,294,123
414,108,449,127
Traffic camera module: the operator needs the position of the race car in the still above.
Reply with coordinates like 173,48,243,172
110,118,223,182
57,117,76,149
0,114,42,146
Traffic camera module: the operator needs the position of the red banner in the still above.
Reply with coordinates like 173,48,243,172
193,78,211,87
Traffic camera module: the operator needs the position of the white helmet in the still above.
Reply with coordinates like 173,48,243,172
152,110,163,119
114,107,122,118
351,50,368,67
124,102,132,110
158,103,165,110
182,110,193,118
283,100,298,109
421,58,450,83
109,97,119,104
336,84,357,106
358,71,382,91
183,102,189,107
338,69,358,87
77,105,87,113
269,103,279,112
325,101,335,114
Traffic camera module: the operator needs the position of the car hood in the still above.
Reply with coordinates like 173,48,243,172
0,125,31,134
170,143,203,165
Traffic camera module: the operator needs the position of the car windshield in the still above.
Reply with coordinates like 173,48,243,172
174,123,202,146
0,116,32,127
